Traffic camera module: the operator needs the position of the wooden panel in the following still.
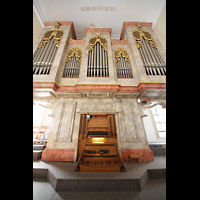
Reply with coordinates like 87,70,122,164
82,157,120,162
76,114,125,172
87,115,108,128
80,163,120,172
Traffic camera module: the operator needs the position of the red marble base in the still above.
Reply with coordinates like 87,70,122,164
41,148,74,161
121,149,154,162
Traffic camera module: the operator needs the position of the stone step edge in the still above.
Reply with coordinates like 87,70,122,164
33,167,166,191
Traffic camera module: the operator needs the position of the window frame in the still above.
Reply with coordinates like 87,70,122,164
149,105,166,140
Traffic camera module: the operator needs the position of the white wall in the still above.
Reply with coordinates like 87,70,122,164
153,5,166,51
33,9,43,45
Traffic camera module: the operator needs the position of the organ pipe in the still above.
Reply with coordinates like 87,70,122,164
133,27,166,76
88,35,109,77
114,48,133,78
33,26,63,75
87,42,109,77
63,48,82,78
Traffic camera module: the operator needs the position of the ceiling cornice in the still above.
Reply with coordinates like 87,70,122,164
33,0,45,28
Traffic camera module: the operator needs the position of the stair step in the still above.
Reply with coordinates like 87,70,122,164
33,151,42,160
33,145,46,150
33,150,43,152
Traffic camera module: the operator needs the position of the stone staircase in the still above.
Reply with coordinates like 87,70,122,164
33,156,166,192
33,140,47,160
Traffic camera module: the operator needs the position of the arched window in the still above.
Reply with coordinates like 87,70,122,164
87,36,109,77
114,48,133,78
63,48,82,78
33,25,63,75
133,26,166,75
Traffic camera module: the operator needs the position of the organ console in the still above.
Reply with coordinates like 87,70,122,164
75,114,127,172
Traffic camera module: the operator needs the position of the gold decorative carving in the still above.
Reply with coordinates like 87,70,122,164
38,24,64,48
66,48,82,62
133,25,157,48
114,48,130,63
89,36,107,51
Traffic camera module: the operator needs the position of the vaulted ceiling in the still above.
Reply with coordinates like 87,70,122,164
33,0,166,45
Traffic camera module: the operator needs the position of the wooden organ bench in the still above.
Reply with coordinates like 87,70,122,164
75,114,127,172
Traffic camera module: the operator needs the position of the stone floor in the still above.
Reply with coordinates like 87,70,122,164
33,178,166,200
33,156,166,199
33,156,166,180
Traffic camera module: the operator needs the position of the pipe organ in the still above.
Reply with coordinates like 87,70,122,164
63,48,82,78
33,21,165,169
33,24,63,75
133,26,166,76
87,36,109,77
114,48,133,78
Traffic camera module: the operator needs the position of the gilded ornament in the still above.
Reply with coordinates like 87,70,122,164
89,36,108,51
38,26,64,48
132,26,157,48
66,48,82,63
114,48,130,63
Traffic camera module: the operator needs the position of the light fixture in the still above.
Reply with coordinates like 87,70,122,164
93,142,104,143
92,137,104,143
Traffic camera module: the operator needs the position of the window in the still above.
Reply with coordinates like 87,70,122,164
151,105,166,138
33,104,45,126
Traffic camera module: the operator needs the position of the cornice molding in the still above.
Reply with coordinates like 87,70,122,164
33,82,166,93
33,0,45,28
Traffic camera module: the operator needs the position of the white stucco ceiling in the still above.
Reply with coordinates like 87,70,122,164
33,0,166,40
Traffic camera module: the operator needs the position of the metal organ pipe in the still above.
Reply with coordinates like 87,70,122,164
91,47,94,76
102,46,105,77
63,53,81,78
138,38,166,76
97,42,99,77
100,44,102,77
116,54,133,79
87,42,108,77
33,37,57,75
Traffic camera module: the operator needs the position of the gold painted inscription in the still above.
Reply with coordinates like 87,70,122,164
81,6,116,11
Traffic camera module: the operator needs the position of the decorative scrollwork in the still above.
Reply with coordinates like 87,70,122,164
114,48,130,63
133,26,157,48
38,27,64,48
89,36,107,51
66,48,82,62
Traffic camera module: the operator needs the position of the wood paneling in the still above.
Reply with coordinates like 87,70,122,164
76,114,127,172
